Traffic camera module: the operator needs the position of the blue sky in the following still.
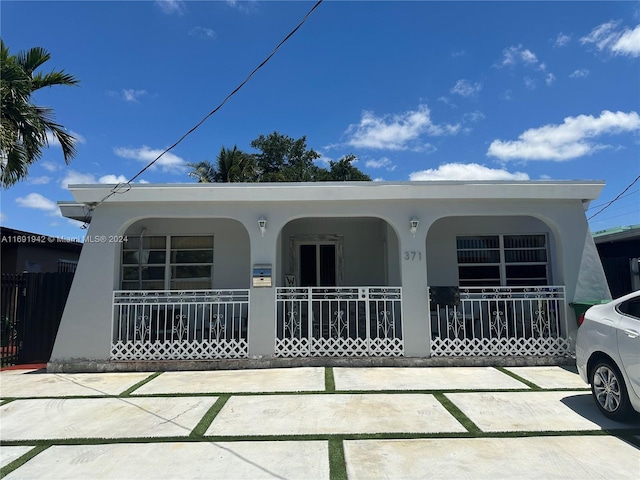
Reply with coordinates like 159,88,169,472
2,0,639,240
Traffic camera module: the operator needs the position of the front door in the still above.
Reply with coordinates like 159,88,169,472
299,243,336,287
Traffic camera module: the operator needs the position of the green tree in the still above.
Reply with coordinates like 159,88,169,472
319,154,371,181
250,132,321,182
187,145,256,183
0,40,79,187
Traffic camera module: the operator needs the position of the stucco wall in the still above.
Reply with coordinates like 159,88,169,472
425,215,555,286
280,217,396,286
122,218,250,289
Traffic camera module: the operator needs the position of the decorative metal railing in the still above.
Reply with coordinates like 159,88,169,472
429,286,569,356
275,287,403,357
111,290,249,360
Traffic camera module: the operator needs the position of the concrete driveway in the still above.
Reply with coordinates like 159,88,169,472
1,365,639,479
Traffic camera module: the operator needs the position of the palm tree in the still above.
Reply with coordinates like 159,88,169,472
187,146,256,183
216,145,255,182
1,40,79,187
186,160,217,183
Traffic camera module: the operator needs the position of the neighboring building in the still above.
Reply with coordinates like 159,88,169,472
593,225,640,298
1,226,82,274
49,181,610,371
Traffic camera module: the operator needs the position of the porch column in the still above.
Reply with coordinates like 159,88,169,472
246,220,278,358
398,231,431,357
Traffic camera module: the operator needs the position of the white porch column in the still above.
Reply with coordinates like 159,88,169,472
245,217,279,357
397,222,431,357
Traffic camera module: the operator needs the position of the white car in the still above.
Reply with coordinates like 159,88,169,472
576,290,640,420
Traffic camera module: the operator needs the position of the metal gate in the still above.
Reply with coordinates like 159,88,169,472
1,273,74,366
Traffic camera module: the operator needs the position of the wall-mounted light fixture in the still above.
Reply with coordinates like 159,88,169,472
409,217,419,237
258,217,267,237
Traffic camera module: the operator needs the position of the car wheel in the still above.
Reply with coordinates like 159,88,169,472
589,360,634,420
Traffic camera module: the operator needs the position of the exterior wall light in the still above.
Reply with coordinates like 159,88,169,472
258,217,267,237
410,217,419,237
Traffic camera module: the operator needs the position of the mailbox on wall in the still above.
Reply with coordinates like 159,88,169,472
252,264,272,288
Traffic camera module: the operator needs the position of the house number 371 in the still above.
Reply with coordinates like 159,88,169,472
404,251,422,261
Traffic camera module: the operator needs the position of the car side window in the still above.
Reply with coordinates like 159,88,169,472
617,298,640,320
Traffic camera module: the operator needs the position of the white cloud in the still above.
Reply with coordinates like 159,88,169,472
345,105,459,151
15,193,58,212
501,90,513,101
497,45,541,68
409,163,529,181
189,27,217,40
569,69,590,78
60,170,97,189
122,89,148,103
0,212,7,222
365,157,395,170
41,161,60,172
226,0,257,14
554,32,572,47
613,24,640,56
450,79,482,97
545,73,556,86
524,76,537,90
60,170,129,189
99,174,129,184
109,89,148,103
29,176,51,185
487,110,640,161
463,111,485,123
581,21,640,57
114,145,187,173
155,0,185,15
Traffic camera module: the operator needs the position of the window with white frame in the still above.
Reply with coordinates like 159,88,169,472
456,234,549,286
121,235,213,290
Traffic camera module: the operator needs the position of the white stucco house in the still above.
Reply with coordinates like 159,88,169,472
49,180,611,372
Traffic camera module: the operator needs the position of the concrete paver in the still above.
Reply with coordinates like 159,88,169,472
0,446,34,468
4,441,330,480
344,436,640,480
504,366,589,389
0,371,152,398
333,366,528,391
446,390,640,432
133,367,325,395
0,396,217,440
206,393,466,436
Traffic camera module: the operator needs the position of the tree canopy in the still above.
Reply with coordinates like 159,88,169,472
187,132,371,183
0,40,79,188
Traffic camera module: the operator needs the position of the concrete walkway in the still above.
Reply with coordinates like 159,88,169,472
1,366,639,479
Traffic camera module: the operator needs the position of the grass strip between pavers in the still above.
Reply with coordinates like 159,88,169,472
434,392,483,435
494,366,542,390
2,428,633,448
328,437,347,480
0,444,49,479
0,399,14,407
325,367,335,392
190,395,230,437
119,371,163,396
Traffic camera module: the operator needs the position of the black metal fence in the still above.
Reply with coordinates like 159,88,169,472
1,272,74,366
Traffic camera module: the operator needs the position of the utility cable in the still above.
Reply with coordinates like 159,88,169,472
82,0,324,225
588,174,640,220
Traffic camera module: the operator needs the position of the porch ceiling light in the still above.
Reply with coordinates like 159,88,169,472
258,217,267,237
410,217,419,237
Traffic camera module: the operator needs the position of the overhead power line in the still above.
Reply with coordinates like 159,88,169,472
588,174,640,221
84,0,324,222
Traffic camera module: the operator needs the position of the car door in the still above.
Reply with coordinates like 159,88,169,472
616,296,640,399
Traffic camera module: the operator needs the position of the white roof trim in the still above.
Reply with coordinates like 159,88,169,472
65,180,605,205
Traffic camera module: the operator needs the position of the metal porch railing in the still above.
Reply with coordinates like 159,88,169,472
111,289,249,360
275,287,403,357
429,286,569,356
